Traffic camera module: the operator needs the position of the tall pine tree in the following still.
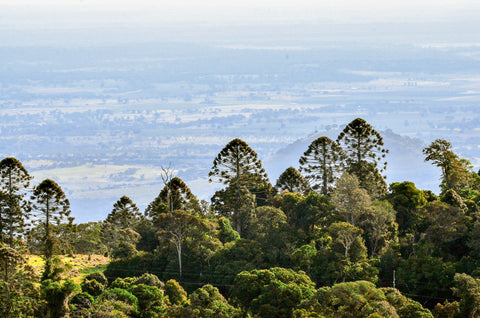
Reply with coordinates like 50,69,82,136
299,136,344,195
105,195,142,228
30,179,71,279
103,195,142,257
209,138,268,236
0,157,33,245
336,118,388,198
145,177,200,218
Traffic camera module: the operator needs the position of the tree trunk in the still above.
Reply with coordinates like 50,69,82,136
322,149,328,195
176,241,182,278
371,238,379,257
3,265,10,316
234,148,242,237
8,170,13,245
236,222,242,238
357,137,362,165
45,199,51,260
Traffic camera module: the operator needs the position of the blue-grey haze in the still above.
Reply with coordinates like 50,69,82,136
1,21,480,222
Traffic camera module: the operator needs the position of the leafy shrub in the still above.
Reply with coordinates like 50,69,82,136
165,279,187,305
182,284,241,318
69,292,94,312
110,277,136,290
99,288,138,309
232,267,316,318
81,278,105,297
134,273,164,289
129,284,168,317
85,272,108,286
112,242,138,259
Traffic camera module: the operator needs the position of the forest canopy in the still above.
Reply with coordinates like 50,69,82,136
1,117,480,317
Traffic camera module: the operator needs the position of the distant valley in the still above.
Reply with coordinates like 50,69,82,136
1,34,480,221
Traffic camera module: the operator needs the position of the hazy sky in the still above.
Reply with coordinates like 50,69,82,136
1,0,477,9
2,0,480,29
1,0,479,47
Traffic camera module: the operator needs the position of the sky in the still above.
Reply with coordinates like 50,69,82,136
2,0,479,47
1,0,480,29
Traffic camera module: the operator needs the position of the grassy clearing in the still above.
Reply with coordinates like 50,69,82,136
26,254,109,284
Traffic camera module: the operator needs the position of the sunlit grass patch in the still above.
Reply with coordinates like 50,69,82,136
26,254,109,284
26,255,44,267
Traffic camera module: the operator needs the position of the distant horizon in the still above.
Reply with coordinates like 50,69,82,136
2,0,480,29
2,0,480,48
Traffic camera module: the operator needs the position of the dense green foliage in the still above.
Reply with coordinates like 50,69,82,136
3,118,480,317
